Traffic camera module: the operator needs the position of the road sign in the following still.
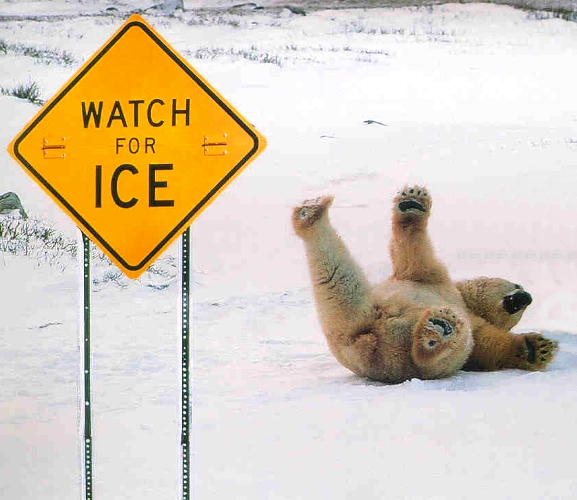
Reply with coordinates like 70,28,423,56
8,14,266,279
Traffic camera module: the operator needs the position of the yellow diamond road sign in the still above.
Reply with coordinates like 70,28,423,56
8,14,266,279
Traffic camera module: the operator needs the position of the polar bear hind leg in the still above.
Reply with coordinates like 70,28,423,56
292,196,377,349
412,306,473,379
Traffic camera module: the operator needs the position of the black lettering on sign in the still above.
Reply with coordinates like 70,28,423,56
82,101,104,128
95,163,173,209
111,164,138,208
145,137,156,154
129,138,140,154
172,99,190,126
129,100,145,127
95,165,102,208
115,138,126,154
81,99,191,128
115,137,156,154
147,99,165,127
149,164,174,207
106,101,128,128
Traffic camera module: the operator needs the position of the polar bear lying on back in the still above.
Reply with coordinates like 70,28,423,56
292,185,557,383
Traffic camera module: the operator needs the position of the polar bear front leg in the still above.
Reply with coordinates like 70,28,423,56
389,186,451,284
293,196,375,339
411,307,473,379
465,322,558,371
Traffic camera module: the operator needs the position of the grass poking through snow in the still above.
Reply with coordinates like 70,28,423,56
1,80,44,104
0,215,76,266
0,38,76,66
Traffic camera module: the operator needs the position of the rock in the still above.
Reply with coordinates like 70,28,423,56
0,192,28,219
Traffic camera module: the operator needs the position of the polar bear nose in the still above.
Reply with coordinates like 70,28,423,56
503,291,532,314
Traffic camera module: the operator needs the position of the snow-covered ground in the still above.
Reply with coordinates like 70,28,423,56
1,2,577,499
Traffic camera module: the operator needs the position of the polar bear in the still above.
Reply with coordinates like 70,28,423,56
292,186,558,383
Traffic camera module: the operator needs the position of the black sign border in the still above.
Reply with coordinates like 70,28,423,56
12,17,261,274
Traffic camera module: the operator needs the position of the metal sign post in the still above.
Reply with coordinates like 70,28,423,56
79,231,93,500
78,229,193,500
180,227,192,499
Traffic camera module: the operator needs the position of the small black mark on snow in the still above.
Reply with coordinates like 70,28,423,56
36,321,63,330
363,119,387,126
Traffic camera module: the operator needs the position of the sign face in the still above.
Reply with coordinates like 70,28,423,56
8,14,266,279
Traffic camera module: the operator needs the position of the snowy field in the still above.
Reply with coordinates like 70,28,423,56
1,1,577,499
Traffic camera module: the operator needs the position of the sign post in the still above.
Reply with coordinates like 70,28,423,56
8,14,266,499
77,231,93,500
79,231,94,500
180,227,192,499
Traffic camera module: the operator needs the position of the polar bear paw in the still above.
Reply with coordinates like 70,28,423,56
420,308,464,349
413,307,467,354
292,195,334,236
394,185,431,224
412,307,471,378
513,333,558,371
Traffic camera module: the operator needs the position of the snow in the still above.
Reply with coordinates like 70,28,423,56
1,2,577,499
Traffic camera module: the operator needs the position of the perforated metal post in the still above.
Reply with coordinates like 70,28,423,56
81,232,93,500
180,227,191,499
